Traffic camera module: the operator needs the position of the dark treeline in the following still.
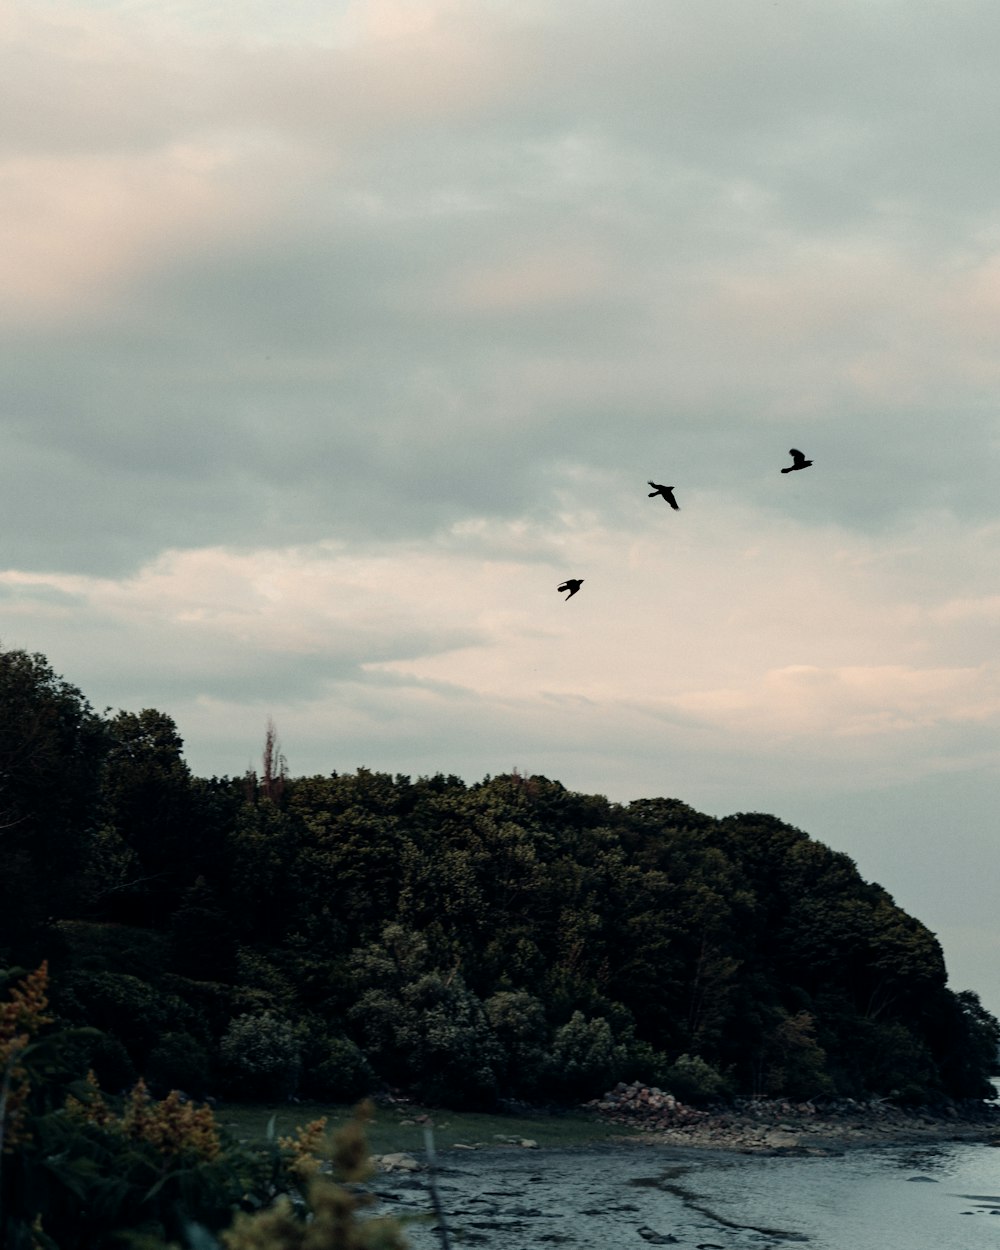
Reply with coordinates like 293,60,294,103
2,645,997,1109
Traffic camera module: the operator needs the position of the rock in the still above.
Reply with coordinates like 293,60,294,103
519,1139,539,1148
636,1227,679,1244
452,1143,477,1150
377,1152,421,1172
906,1176,939,1183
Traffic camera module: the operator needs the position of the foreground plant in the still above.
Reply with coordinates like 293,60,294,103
1,964,412,1249
216,1107,409,1250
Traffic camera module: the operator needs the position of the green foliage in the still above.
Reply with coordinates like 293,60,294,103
0,647,108,948
98,708,199,922
60,969,197,1064
170,878,237,983
3,645,999,1114
146,1031,212,1098
484,990,551,1098
755,1010,834,1100
936,990,1000,1099
302,1035,375,1102
85,1031,137,1090
350,972,502,1107
661,1053,730,1104
1,965,408,1250
549,1011,629,1101
220,1012,302,1100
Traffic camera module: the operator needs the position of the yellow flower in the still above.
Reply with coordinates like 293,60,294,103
279,1116,328,1181
1,963,53,1152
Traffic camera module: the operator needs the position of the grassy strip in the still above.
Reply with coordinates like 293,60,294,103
218,1101,640,1154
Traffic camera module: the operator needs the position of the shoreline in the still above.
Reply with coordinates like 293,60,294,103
589,1088,1000,1155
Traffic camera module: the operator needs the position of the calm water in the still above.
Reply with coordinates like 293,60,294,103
378,1138,1000,1249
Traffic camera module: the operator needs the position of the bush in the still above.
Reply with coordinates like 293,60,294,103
484,990,550,1099
86,1032,137,1091
662,1053,729,1104
145,1030,212,1098
549,1011,628,1101
61,969,196,1063
349,973,502,1106
1,963,413,1250
220,1011,302,1099
302,1035,375,1102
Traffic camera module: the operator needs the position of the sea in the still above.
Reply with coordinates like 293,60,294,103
376,1137,1000,1249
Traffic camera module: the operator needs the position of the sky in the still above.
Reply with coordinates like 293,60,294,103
3,0,1000,1018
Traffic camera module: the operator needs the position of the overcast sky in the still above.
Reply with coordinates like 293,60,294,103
3,0,1000,1019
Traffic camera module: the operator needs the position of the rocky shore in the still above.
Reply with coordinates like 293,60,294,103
586,1081,1000,1153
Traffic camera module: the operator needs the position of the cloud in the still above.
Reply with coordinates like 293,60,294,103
673,663,1000,739
0,487,990,793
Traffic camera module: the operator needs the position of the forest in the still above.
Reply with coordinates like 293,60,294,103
2,644,998,1114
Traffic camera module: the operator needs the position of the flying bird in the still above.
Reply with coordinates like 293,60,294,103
781,449,813,474
647,481,680,509
558,579,584,599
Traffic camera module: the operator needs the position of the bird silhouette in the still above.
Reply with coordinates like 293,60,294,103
558,579,584,599
781,449,813,473
647,481,680,509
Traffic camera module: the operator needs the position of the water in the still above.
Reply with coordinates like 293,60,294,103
376,1139,1000,1249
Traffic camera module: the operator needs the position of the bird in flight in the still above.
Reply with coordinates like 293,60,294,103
647,481,680,509
781,449,813,473
558,579,584,600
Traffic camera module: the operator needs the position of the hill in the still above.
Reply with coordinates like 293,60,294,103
1,644,997,1107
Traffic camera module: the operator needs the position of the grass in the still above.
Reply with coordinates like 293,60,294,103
217,1100,639,1155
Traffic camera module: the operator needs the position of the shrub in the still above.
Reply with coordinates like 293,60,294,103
220,1011,302,1099
145,1030,212,1098
61,969,195,1062
2,966,411,1250
549,1011,628,1100
349,973,502,1106
86,1031,137,1091
662,1053,730,1104
484,990,550,1099
759,1010,834,1100
302,1035,375,1102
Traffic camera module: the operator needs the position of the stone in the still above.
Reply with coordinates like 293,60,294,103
377,1152,421,1172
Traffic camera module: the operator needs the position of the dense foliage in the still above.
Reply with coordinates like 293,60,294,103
0,964,403,1248
1,645,997,1117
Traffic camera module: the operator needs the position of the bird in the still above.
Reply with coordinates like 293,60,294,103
558,579,584,599
781,448,813,473
647,481,680,509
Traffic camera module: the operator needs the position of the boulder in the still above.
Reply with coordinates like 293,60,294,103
376,1152,421,1172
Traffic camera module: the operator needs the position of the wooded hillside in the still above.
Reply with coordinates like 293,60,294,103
2,645,996,1107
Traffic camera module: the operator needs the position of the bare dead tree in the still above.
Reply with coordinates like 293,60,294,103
261,717,288,802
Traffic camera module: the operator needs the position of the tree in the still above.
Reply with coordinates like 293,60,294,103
0,647,108,950
98,708,197,920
